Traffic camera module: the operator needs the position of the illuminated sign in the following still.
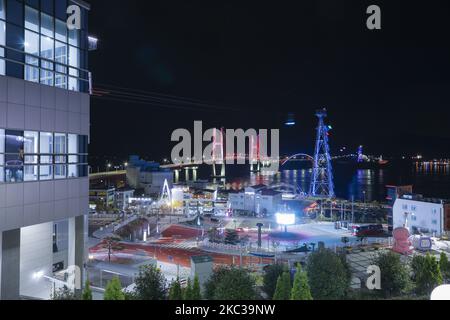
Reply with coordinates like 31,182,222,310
276,213,296,226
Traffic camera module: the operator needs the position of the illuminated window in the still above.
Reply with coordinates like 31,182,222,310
0,130,87,183
0,1,4,76
5,130,24,183
15,5,88,92
0,128,4,182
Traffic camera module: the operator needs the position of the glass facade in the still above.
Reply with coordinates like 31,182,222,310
0,0,89,92
0,128,88,183
0,0,5,75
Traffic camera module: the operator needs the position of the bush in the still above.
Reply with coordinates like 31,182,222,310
273,272,291,300
374,251,412,298
439,252,450,282
205,267,257,300
306,249,351,300
263,264,285,299
134,265,167,300
104,277,125,300
291,266,313,300
411,254,443,296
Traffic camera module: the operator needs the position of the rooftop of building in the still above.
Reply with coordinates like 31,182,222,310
249,184,268,190
399,194,448,204
191,255,214,264
260,189,282,196
127,155,171,172
115,187,135,193
72,0,91,10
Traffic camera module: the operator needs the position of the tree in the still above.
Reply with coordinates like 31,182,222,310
205,267,256,300
263,264,285,299
374,251,412,298
52,286,78,300
291,266,313,300
204,267,229,300
192,275,202,300
184,278,194,300
208,227,221,243
225,229,239,245
306,249,351,300
102,236,123,262
273,272,291,300
169,279,183,300
104,277,125,300
439,252,450,282
134,265,166,300
411,254,443,296
82,280,93,300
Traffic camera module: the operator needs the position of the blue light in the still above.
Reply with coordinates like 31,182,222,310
285,113,296,127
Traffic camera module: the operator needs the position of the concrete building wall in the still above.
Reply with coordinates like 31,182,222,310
20,222,53,300
0,229,20,300
126,167,140,189
393,198,445,236
0,76,90,233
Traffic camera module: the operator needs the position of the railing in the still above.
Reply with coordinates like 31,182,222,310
0,44,91,93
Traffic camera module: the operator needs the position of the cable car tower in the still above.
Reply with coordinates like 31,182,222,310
310,109,335,199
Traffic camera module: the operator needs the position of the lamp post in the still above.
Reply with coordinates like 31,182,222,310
257,223,264,250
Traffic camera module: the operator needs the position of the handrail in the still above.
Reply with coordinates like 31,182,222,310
0,44,90,74
0,44,91,91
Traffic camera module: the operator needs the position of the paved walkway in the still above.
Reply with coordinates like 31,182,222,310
92,214,141,240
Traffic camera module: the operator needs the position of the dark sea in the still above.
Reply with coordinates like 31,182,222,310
194,162,450,202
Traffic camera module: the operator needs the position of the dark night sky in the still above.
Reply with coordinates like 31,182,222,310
87,0,450,164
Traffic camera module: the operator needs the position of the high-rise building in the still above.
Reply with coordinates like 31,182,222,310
0,0,90,300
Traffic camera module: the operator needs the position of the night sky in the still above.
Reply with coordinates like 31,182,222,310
88,0,450,164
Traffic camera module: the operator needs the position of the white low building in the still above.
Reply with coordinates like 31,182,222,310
126,156,173,196
393,194,450,237
228,184,282,216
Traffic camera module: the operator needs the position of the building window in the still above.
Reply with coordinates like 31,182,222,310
54,133,67,179
432,220,438,225
0,0,5,76
0,128,4,182
25,29,40,82
24,131,39,182
9,5,89,92
1,129,87,183
402,204,408,210
4,130,24,183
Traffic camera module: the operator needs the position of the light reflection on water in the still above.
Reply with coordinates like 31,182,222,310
217,163,450,202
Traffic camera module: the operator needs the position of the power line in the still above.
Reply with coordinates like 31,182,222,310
92,83,285,115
